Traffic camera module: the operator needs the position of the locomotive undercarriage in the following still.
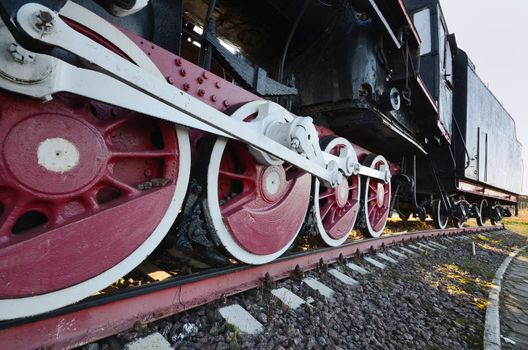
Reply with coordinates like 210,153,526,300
0,0,516,321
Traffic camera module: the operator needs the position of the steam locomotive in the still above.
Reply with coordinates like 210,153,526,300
0,0,522,320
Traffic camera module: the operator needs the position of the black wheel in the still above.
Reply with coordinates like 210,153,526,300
432,200,448,230
490,206,502,225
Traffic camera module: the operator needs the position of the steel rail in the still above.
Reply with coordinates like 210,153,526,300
0,225,503,349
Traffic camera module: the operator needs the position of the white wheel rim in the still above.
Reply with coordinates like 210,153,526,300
0,8,191,320
436,200,448,229
207,101,305,264
363,155,391,237
0,128,190,320
313,138,360,246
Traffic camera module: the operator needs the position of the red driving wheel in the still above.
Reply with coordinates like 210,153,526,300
359,154,391,238
313,137,361,246
206,101,311,264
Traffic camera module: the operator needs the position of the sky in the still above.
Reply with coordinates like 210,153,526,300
440,0,528,194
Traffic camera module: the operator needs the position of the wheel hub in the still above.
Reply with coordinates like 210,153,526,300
376,182,385,207
260,165,286,202
335,176,349,208
4,114,106,195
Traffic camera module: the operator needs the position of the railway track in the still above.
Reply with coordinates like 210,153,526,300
0,224,503,349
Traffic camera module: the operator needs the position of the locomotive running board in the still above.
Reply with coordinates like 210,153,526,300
0,225,503,349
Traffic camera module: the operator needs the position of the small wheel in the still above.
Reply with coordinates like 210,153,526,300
432,200,449,229
313,138,361,246
359,154,391,238
206,101,311,264
490,206,502,225
479,199,489,226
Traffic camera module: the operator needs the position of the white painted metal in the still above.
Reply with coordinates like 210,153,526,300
302,278,336,299
328,269,358,286
218,304,264,335
0,18,192,320
271,288,306,310
37,138,79,173
313,138,360,247
346,262,370,275
206,104,308,264
60,2,161,77
363,257,386,269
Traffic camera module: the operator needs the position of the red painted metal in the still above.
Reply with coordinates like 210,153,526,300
126,32,257,113
0,94,180,297
218,142,311,255
457,179,519,204
398,0,421,46
317,144,360,240
365,160,391,232
0,225,501,350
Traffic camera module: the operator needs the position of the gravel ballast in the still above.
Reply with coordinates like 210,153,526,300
81,229,528,350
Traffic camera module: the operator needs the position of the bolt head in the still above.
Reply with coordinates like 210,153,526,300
198,89,205,97
179,69,187,77
175,58,182,66
211,94,217,102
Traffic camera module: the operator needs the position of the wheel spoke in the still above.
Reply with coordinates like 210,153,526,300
320,199,335,220
220,190,257,217
368,203,376,216
104,176,141,196
328,206,337,224
101,116,131,134
219,170,256,182
318,188,335,199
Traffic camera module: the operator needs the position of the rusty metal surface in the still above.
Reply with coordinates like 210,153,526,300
457,179,519,204
0,225,502,350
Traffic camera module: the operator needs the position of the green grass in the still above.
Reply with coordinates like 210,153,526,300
503,214,528,238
